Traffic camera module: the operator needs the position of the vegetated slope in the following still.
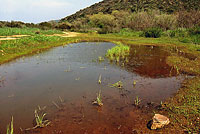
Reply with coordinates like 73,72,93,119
61,0,200,23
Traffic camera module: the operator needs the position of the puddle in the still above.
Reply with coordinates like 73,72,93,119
0,42,184,133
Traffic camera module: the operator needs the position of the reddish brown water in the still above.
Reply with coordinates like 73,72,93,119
0,42,184,133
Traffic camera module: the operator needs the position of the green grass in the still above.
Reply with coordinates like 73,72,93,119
34,109,50,128
165,77,200,133
109,81,123,89
93,90,103,106
0,27,63,36
106,42,130,62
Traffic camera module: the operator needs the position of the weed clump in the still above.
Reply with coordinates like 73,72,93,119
110,81,123,89
142,28,162,38
93,90,103,106
106,42,130,62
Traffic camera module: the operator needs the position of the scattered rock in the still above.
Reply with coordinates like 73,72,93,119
151,114,170,130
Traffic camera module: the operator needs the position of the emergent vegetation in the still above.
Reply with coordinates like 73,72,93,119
7,117,14,134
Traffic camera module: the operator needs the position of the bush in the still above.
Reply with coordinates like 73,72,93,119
127,11,154,31
111,10,130,29
188,26,200,35
89,12,117,33
154,14,177,30
191,35,200,44
177,10,200,28
168,30,176,37
142,28,162,38
56,22,72,30
6,21,25,28
38,22,53,30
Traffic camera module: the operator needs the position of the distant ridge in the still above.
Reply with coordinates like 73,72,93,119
61,0,200,23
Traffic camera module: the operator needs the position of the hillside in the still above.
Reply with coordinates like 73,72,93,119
61,0,200,23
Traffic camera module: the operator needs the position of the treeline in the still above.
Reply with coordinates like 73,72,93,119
67,10,200,34
0,21,71,31
1,10,199,34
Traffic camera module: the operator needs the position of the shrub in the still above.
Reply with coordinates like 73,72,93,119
38,22,53,30
188,26,200,35
142,28,162,38
168,30,176,37
176,10,200,28
154,14,177,30
127,11,154,31
6,21,25,28
111,10,130,28
191,35,200,44
71,17,90,32
89,12,117,33
56,22,72,30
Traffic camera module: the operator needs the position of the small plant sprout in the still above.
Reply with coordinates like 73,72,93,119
7,116,14,134
34,107,50,128
133,80,137,86
98,74,102,84
93,90,103,106
134,96,141,106
98,56,104,62
174,65,179,75
110,81,123,89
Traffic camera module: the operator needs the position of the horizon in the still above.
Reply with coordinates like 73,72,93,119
0,0,102,23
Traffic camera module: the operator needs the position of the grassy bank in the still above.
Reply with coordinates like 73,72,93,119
0,28,200,133
0,27,63,36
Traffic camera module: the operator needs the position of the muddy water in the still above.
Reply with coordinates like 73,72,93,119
0,42,183,133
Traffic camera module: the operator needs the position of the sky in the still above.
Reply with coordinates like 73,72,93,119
0,0,102,23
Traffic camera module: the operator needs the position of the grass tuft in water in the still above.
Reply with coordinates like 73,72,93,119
98,56,104,62
134,96,141,106
93,90,103,106
34,106,50,128
110,81,123,89
7,116,14,134
98,74,102,84
106,42,130,63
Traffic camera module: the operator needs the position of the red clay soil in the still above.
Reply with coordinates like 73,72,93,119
25,98,184,134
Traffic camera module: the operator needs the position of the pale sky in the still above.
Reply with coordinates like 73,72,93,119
0,0,102,23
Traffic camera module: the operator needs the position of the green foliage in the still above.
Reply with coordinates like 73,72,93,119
115,28,141,37
34,107,50,128
93,90,103,106
166,77,200,133
7,116,14,134
188,26,200,35
134,96,141,106
0,35,64,64
142,28,162,38
89,12,116,33
191,35,200,44
106,42,130,62
0,27,62,36
110,81,123,89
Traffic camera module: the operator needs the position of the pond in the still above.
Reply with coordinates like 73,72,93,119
0,42,183,133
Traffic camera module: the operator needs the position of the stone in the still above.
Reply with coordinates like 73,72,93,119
151,114,170,130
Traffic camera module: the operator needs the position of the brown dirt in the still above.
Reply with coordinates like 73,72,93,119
23,98,184,134
0,35,30,41
46,32,80,38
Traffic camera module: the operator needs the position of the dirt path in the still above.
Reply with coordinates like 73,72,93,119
46,32,80,37
0,32,79,41
0,35,30,41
